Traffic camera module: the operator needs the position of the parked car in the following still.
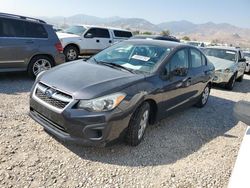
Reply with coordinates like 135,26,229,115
131,35,180,42
243,51,250,73
57,25,133,61
0,13,65,77
29,39,214,147
186,41,205,47
203,47,246,90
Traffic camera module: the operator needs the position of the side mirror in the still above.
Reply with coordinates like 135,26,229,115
238,58,246,62
85,33,93,38
234,100,250,125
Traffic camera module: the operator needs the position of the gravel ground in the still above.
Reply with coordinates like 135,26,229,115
0,72,250,188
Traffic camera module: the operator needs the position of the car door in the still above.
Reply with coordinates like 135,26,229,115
188,48,208,97
237,50,246,77
0,18,38,69
160,48,197,113
81,28,112,54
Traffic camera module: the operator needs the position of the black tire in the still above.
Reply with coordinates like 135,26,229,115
27,55,53,78
236,74,244,82
64,45,79,62
195,84,210,108
225,74,236,90
125,102,150,146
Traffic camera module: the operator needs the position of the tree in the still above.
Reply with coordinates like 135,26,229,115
133,30,140,35
182,36,190,41
142,31,152,35
160,30,170,36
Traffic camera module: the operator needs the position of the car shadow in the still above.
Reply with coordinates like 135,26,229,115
59,95,239,167
0,72,34,94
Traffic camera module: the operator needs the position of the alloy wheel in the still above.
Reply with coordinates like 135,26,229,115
138,110,149,139
32,59,51,76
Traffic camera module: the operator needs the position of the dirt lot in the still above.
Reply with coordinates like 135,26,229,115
0,72,250,188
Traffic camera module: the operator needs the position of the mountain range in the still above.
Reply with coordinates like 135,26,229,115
40,14,250,47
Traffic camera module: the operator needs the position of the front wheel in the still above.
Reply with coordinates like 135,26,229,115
225,74,236,90
125,102,150,146
236,74,244,82
195,84,210,108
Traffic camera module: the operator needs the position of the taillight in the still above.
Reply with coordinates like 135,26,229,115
55,42,63,53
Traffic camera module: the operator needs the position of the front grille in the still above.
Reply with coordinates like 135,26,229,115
34,82,72,110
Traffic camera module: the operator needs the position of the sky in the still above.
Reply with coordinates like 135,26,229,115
1,0,250,28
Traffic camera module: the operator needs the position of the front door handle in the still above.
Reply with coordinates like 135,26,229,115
109,40,112,43
96,39,100,43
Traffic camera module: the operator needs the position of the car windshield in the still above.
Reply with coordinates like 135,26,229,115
203,48,237,62
90,42,172,73
64,26,86,36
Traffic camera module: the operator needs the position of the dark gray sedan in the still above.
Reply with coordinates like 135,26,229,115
29,40,214,146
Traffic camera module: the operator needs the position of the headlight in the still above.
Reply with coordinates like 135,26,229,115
224,68,233,73
215,69,223,72
77,93,126,112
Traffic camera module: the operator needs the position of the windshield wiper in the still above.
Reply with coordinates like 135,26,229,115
93,58,135,73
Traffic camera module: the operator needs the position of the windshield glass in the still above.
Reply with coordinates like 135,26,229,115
64,26,86,36
244,52,250,58
90,42,172,73
203,48,237,62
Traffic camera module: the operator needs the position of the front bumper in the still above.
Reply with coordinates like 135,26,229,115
212,71,234,84
29,96,132,147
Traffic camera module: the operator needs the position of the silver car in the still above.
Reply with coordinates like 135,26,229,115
203,47,246,90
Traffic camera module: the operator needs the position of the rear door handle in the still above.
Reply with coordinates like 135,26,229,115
109,40,112,43
96,39,100,43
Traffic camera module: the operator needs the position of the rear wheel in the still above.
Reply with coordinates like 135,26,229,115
195,84,210,108
225,74,236,90
125,102,150,146
64,45,79,62
27,55,53,78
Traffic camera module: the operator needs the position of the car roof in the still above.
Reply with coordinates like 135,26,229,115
74,24,131,32
205,46,240,52
0,12,47,25
125,39,188,48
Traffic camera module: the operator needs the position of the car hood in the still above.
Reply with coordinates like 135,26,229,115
207,56,235,70
56,32,80,39
38,60,145,99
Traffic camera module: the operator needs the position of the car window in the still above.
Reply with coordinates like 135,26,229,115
190,48,202,68
201,54,207,65
203,48,236,62
24,22,48,38
166,49,189,76
85,28,110,38
113,30,132,38
0,17,25,37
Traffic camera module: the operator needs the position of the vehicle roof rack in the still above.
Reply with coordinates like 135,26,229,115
0,12,46,24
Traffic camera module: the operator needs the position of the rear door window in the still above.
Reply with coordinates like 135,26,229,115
113,30,132,38
0,17,25,37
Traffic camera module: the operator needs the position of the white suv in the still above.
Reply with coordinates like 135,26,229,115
57,25,133,61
